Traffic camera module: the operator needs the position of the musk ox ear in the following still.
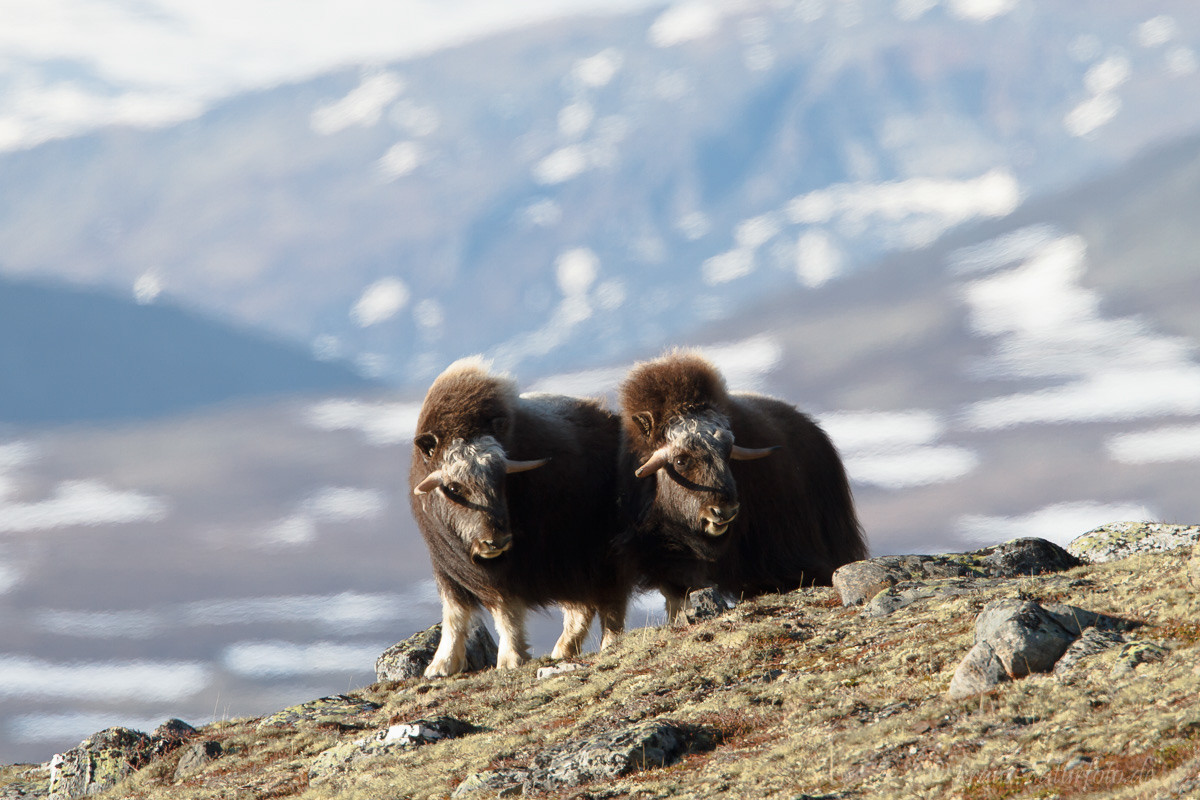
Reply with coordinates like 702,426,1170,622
634,448,669,478
730,444,780,461
631,411,654,439
504,457,550,474
414,433,438,459
413,471,443,495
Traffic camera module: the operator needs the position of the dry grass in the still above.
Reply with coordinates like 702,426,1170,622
5,547,1199,800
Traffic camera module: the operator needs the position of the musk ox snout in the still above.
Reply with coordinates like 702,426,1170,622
470,531,513,560
701,502,740,536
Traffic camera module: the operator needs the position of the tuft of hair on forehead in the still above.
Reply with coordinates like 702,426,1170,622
415,357,519,456
619,350,730,445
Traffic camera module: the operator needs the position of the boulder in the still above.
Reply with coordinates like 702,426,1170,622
835,538,1081,606
1068,522,1200,563
48,727,153,800
376,622,499,681
310,716,476,782
453,718,694,795
948,598,1123,698
1110,640,1169,679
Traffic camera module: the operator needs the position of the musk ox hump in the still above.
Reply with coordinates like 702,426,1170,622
415,356,519,461
619,351,729,446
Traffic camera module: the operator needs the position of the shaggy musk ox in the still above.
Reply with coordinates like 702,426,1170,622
409,357,631,676
616,352,867,621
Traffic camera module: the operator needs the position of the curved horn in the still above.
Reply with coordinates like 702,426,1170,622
730,444,780,461
413,471,444,495
634,448,670,478
505,457,550,474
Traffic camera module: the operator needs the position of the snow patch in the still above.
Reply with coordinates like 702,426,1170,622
795,230,842,288
305,399,420,445
0,480,168,534
351,278,410,327
946,0,1018,22
820,410,978,489
311,72,404,135
223,640,388,678
377,141,425,180
573,49,623,88
1107,424,1200,465
649,3,722,47
957,501,1157,547
0,656,209,701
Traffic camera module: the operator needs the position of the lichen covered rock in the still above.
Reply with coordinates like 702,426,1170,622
48,727,152,800
310,716,476,782
375,622,498,681
257,695,381,730
1068,522,1200,563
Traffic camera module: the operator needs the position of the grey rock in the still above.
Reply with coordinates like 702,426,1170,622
1054,627,1127,676
310,716,476,782
536,662,585,680
375,622,499,681
834,538,1081,606
684,587,734,623
173,741,223,782
1110,640,1169,678
974,599,1076,677
453,718,694,795
1040,603,1134,636
1068,522,1200,563
864,581,977,618
257,694,382,729
948,641,1010,699
48,727,153,800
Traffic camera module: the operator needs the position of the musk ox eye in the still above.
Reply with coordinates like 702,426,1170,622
673,455,691,470
442,482,464,499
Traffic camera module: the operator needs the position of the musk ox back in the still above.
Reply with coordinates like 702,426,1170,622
617,352,866,621
409,357,631,676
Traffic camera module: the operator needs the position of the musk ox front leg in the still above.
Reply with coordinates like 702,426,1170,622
663,586,689,626
488,597,530,669
426,589,475,678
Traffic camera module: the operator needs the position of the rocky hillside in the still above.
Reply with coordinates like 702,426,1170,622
3,522,1199,799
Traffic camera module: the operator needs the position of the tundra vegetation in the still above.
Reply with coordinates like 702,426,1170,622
3,525,1198,799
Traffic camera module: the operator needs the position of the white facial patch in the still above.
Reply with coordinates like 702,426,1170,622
436,437,508,546
663,410,733,460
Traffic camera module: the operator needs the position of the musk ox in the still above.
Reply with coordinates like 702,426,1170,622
409,357,632,676
616,351,867,622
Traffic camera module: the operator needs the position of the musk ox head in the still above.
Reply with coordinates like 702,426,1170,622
630,409,776,538
412,433,548,561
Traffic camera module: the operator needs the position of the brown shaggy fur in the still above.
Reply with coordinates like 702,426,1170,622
409,358,632,619
617,351,867,599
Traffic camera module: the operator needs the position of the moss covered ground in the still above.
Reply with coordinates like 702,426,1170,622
4,546,1199,799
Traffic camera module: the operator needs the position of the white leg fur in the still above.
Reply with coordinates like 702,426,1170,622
489,598,530,669
425,592,474,678
552,603,595,659
598,600,627,650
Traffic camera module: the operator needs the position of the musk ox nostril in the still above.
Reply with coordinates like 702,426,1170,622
707,504,739,523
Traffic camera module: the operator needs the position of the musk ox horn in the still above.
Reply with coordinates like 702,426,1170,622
413,471,444,495
634,448,669,478
730,444,780,461
505,457,550,474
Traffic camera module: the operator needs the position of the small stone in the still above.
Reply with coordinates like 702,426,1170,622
684,588,734,622
948,641,1010,699
376,622,498,681
1054,627,1126,676
832,560,897,606
537,662,585,680
173,741,223,782
310,716,476,782
974,599,1076,678
1110,640,1169,678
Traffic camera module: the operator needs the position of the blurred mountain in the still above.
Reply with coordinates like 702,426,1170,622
2,1,1200,389
0,276,373,425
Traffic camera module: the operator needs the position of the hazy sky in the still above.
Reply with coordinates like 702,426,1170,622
0,0,657,151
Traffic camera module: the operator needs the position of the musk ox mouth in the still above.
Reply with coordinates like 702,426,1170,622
702,520,730,537
470,538,512,561
701,505,738,537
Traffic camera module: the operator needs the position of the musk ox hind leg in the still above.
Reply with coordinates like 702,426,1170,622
598,599,627,650
663,586,689,626
426,590,476,678
488,597,531,669
552,603,595,659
